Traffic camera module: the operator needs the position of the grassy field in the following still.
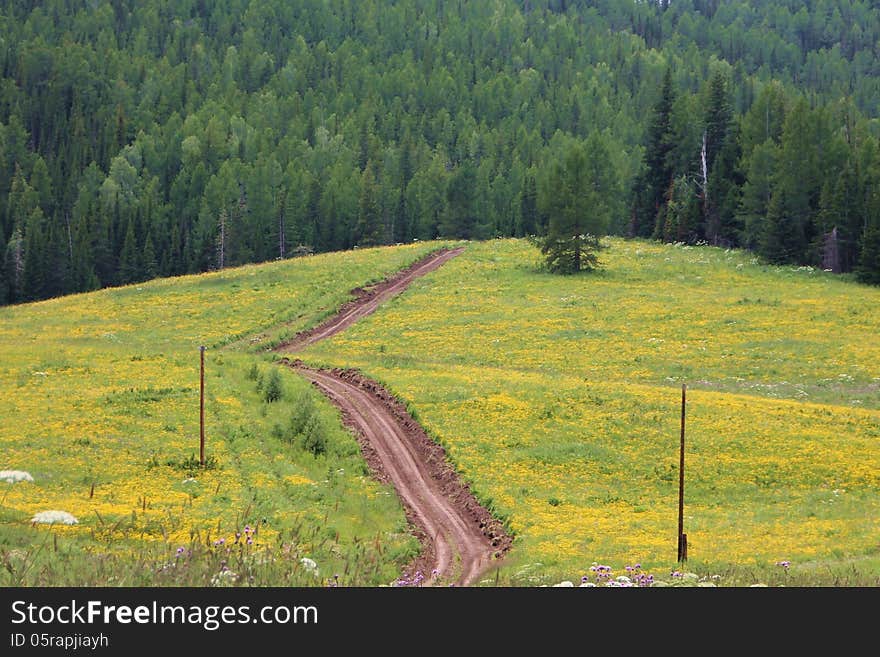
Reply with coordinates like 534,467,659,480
3,236,878,587
0,241,451,586
299,237,880,586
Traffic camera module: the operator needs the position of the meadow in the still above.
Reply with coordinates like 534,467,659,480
2,235,878,587
299,237,880,586
0,241,449,586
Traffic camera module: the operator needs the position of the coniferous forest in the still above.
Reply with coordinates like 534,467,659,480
3,0,880,305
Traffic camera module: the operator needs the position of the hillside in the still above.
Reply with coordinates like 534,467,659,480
300,237,880,584
0,241,448,586
2,237,879,586
3,0,880,306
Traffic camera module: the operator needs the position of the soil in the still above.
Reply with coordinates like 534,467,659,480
275,246,512,586
276,247,466,351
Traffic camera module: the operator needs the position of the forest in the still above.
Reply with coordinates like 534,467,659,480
2,0,880,305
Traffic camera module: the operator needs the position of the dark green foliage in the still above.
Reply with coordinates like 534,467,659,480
631,67,677,239
0,228,6,304
289,391,316,437
5,0,880,303
857,221,880,285
537,134,615,274
272,390,326,457
300,414,327,457
262,368,283,403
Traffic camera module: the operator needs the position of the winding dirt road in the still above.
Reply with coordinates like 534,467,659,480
277,247,465,351
276,247,511,586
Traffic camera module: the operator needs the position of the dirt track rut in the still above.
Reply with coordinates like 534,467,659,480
277,247,511,586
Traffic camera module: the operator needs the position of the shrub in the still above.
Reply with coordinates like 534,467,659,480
263,368,283,403
301,415,326,456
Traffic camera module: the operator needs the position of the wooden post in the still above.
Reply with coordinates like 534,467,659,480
199,346,206,467
677,383,688,562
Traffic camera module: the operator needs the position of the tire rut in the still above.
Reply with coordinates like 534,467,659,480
275,247,511,586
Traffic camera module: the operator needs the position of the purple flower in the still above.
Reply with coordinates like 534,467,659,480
175,547,185,556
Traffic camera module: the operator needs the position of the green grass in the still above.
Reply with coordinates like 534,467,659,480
0,242,454,586
299,237,880,586
3,236,879,587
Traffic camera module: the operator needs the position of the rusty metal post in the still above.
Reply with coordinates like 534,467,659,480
677,383,687,562
199,346,206,467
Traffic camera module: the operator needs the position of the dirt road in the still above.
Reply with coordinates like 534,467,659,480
276,246,511,586
277,247,466,351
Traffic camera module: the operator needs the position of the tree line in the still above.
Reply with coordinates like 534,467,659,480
2,0,880,304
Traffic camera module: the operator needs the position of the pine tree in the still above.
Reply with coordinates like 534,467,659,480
519,173,538,237
856,218,880,285
0,227,7,304
631,66,676,238
118,217,140,284
22,208,47,301
440,161,477,239
701,71,738,244
355,161,382,247
737,140,779,250
761,187,803,265
70,217,100,293
5,225,24,302
537,134,614,274
142,232,158,280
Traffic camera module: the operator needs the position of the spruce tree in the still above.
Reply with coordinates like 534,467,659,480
0,227,7,304
22,208,47,301
519,173,538,237
856,219,880,285
355,161,382,247
761,187,803,265
631,66,676,238
5,226,24,302
118,217,140,284
537,134,613,274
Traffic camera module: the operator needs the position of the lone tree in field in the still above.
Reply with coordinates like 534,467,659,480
537,133,614,274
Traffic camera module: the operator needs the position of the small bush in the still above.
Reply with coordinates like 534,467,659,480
290,391,315,434
263,368,283,403
246,362,260,381
301,415,326,456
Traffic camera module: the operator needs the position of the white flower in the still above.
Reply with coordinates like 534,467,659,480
32,510,78,525
0,470,34,483
615,575,632,583
300,557,319,574
553,580,574,587
211,570,238,586
579,582,597,587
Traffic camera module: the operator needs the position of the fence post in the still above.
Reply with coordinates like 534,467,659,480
677,383,688,562
199,345,206,467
